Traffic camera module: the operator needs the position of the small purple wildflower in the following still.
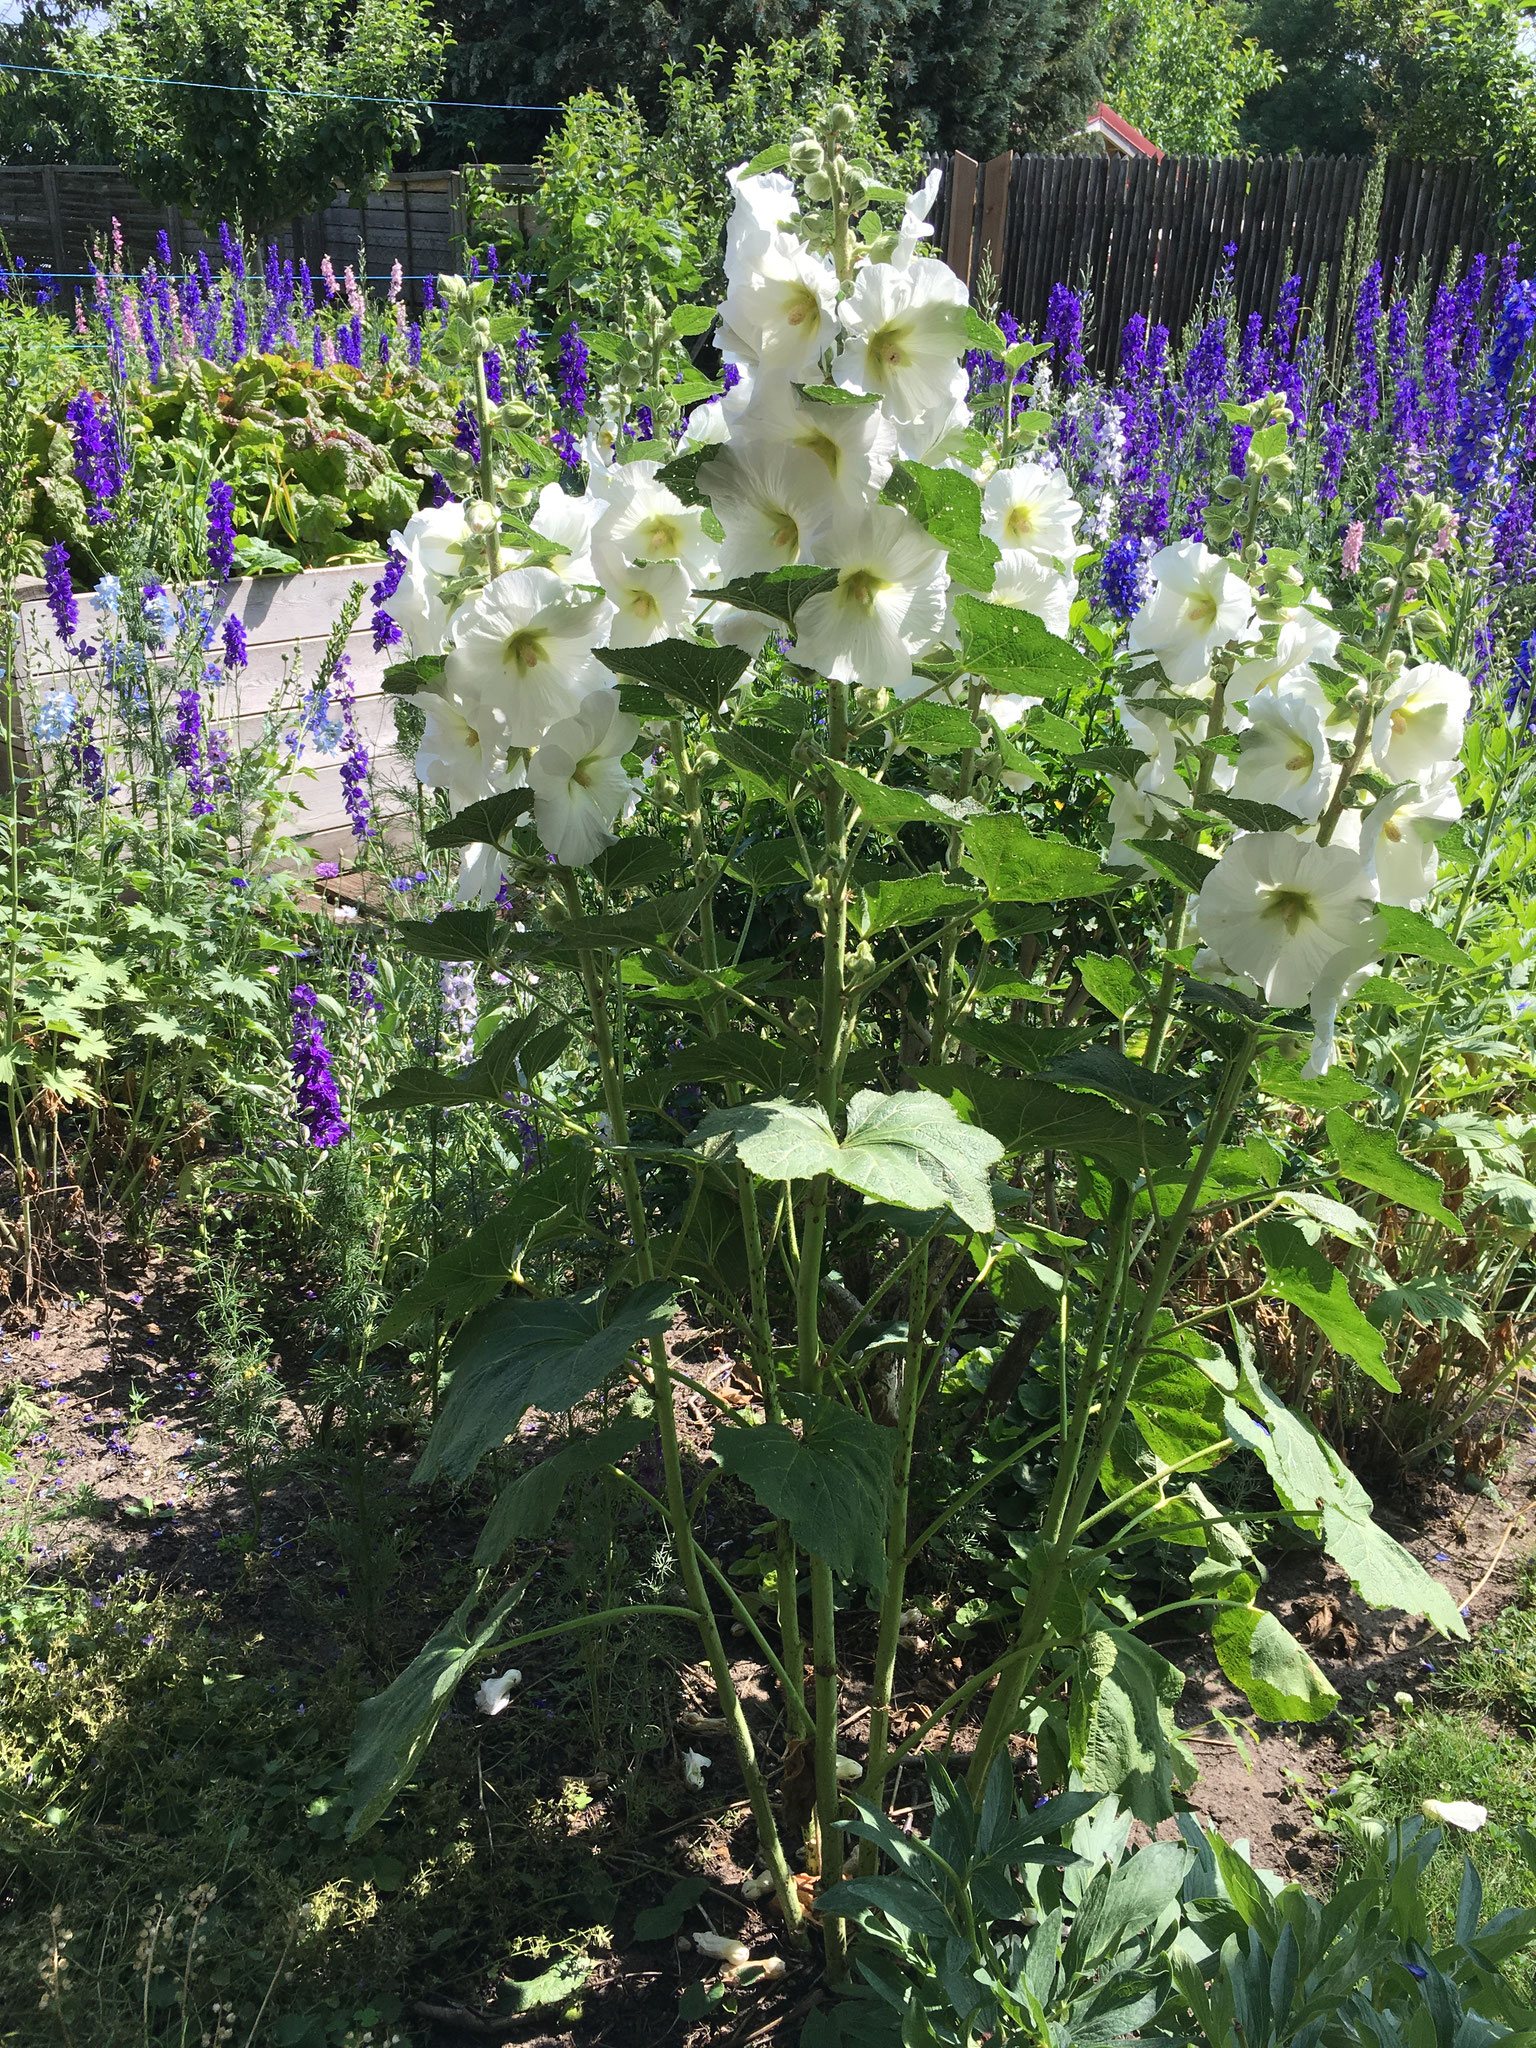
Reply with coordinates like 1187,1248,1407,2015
288,984,350,1148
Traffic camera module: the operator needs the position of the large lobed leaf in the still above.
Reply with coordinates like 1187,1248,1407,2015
714,1393,897,1587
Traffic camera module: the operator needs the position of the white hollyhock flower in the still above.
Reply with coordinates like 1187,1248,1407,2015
713,607,774,654
1194,834,1381,1008
983,464,1082,570
680,397,732,450
720,231,838,376
529,481,600,584
701,441,825,581
1372,663,1472,785
412,688,512,806
390,552,453,659
982,691,1043,730
723,166,799,289
1422,1799,1487,1832
1231,687,1334,822
393,500,470,580
948,552,1073,641
1105,751,1189,869
602,558,697,647
894,166,944,268
1302,939,1380,1078
681,1747,712,1790
445,568,614,749
1128,541,1258,687
736,374,898,506
1230,607,1339,707
791,503,947,693
528,689,641,866
1360,776,1462,908
835,258,970,421
596,477,717,583
1116,700,1181,791
474,1669,522,1716
896,391,975,469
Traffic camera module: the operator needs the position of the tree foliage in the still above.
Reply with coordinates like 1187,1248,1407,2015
422,0,1104,168
1102,0,1281,154
59,0,448,228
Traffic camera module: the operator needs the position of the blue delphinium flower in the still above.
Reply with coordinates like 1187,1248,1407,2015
557,321,590,418
33,689,78,748
66,390,124,524
288,985,350,1148
43,542,78,647
206,479,236,580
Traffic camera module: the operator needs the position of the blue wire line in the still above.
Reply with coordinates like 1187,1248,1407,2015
0,59,560,111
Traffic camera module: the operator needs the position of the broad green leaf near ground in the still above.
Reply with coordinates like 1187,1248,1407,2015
714,1393,897,1587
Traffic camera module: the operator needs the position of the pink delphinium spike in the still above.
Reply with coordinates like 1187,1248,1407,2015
320,254,338,300
389,260,403,302
344,265,364,317
111,216,124,268
75,293,88,336
1340,520,1365,574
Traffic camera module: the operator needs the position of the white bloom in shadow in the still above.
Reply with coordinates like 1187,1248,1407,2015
529,482,601,584
737,374,898,506
721,232,838,376
1302,939,1380,1077
474,1669,522,1717
723,166,799,290
982,464,1082,570
1230,607,1339,707
1128,541,1257,687
791,504,947,693
446,568,613,749
1372,663,1471,785
701,442,825,581
411,687,513,807
602,559,697,647
835,258,970,421
681,1747,712,1790
1232,687,1334,822
894,167,944,268
1195,833,1380,1008
1361,777,1462,908
693,1931,749,1962
528,689,641,866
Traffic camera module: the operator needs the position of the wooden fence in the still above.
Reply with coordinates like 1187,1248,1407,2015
0,165,537,301
936,153,1496,376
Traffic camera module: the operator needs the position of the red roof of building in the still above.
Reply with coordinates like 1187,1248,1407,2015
1084,103,1164,161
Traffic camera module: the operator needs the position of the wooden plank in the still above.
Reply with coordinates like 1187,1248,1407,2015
944,151,979,283
977,151,1013,288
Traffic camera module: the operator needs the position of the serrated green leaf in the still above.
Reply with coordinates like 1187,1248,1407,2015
961,816,1113,902
426,788,533,850
1198,792,1305,833
894,702,986,754
1069,1624,1186,1825
1255,1219,1398,1390
921,1067,1187,1178
1123,840,1220,893
635,1875,710,1940
1041,1046,1188,1115
416,1283,677,1488
393,909,502,965
881,459,999,592
1257,1055,1373,1111
1376,905,1469,968
345,1583,523,1839
740,142,792,176
595,638,748,716
831,765,955,831
1324,1110,1463,1234
714,1392,897,1587
1076,954,1145,1021
475,1413,655,1567
850,874,983,937
669,303,717,337
713,562,841,626
954,592,1096,692
697,1087,1003,1231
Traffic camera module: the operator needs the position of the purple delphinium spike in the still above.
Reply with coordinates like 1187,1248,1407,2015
1044,284,1085,388
454,401,481,461
156,229,172,266
483,347,503,402
349,956,383,1012
557,321,589,418
551,429,582,472
334,656,374,840
65,390,124,523
429,471,455,506
44,542,78,646
221,616,248,671
372,610,403,652
288,985,350,1148
1319,401,1349,500
1099,534,1148,619
1351,262,1382,431
408,322,423,367
206,479,236,580
515,326,541,400
69,714,106,800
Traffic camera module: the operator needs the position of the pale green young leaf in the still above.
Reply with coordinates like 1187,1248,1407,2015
1068,1623,1187,1825
1323,1110,1464,1235
850,874,984,937
1255,1219,1398,1390
1075,954,1147,1021
1212,1604,1340,1723
961,817,1113,902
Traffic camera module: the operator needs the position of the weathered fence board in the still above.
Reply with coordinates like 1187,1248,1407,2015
0,165,537,302
945,152,1495,375
16,565,412,859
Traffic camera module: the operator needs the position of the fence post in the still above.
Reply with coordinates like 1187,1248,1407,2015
977,152,1013,290
40,167,65,274
944,152,979,283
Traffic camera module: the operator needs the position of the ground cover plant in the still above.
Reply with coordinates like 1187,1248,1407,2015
3,71,1536,2048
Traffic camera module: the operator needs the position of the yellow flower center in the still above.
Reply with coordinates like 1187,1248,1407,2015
783,281,822,331
1284,740,1315,775
505,628,548,676
638,513,685,558
797,426,842,478
772,511,800,553
572,754,598,789
839,566,888,611
1004,503,1037,543
1260,886,1316,936
1185,592,1219,631
867,320,912,374
628,587,660,622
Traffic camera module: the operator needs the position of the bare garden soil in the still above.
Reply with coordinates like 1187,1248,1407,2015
4,1242,1535,2048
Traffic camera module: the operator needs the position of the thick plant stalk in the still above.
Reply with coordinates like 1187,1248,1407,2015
810,1557,847,1979
561,887,802,1933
